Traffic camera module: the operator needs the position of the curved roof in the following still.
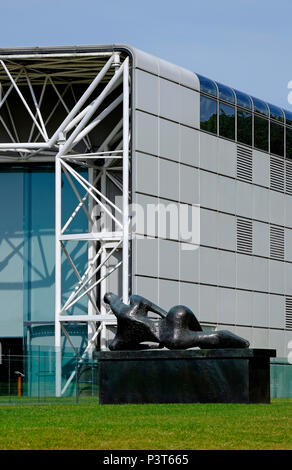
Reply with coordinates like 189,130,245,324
1,44,289,122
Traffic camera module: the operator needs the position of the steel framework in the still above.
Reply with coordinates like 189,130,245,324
0,50,130,396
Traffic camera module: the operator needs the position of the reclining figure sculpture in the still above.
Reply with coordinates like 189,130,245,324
104,292,250,351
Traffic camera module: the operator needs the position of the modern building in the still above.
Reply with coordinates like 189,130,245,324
0,44,291,396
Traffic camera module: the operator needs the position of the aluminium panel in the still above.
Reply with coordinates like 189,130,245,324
135,69,159,115
253,257,269,292
269,260,285,295
217,213,236,251
199,284,218,324
134,237,159,278
134,276,159,306
180,126,200,167
285,197,292,227
269,294,285,329
159,119,180,161
253,221,270,258
158,278,180,312
135,111,158,156
218,287,236,325
285,229,292,261
180,165,199,204
236,290,253,326
135,152,159,196
158,238,180,280
179,244,200,283
217,139,237,178
253,149,270,188
236,181,253,219
269,329,286,357
200,209,217,248
159,158,180,201
236,254,253,291
252,327,269,349
253,185,270,222
217,176,236,214
218,251,236,288
199,247,218,285
179,282,199,317
270,191,285,226
253,292,269,328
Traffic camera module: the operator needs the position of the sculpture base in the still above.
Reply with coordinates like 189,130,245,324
97,348,276,405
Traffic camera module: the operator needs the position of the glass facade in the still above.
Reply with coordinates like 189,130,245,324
200,95,217,134
235,89,252,110
219,102,235,140
270,122,284,157
252,97,269,116
0,164,89,356
254,115,269,152
237,109,252,146
217,82,235,103
198,73,292,159
287,128,292,160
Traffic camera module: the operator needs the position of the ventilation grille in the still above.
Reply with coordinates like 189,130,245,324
286,160,292,195
237,145,252,182
286,296,292,330
237,218,253,254
270,156,284,192
270,225,285,260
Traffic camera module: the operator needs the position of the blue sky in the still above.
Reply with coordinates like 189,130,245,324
1,0,291,109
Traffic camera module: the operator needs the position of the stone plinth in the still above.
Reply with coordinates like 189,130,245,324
97,348,276,405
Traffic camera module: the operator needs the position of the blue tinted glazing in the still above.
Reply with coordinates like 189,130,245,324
197,74,217,97
216,82,235,103
268,104,284,122
23,168,89,323
0,165,89,353
0,169,24,336
234,90,252,110
284,109,292,126
251,97,269,116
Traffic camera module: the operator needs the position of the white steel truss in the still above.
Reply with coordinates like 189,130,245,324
0,51,130,396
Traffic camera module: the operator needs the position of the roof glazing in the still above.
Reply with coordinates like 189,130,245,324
197,73,292,125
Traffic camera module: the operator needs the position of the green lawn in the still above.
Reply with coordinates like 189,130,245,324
0,399,291,450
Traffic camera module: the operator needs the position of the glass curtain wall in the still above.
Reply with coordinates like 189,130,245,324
198,73,292,160
0,164,89,395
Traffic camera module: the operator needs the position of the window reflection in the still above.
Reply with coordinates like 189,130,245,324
237,109,252,146
254,116,269,152
219,103,235,140
252,97,269,117
197,74,217,97
198,73,292,159
285,110,292,127
270,122,284,156
268,104,284,123
235,90,252,110
216,83,235,104
287,128,292,159
200,95,217,134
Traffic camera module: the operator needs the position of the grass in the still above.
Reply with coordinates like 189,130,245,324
0,398,291,450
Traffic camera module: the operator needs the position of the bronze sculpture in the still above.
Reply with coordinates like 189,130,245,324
104,292,250,351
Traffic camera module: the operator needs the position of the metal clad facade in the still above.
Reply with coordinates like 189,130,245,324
131,47,292,357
